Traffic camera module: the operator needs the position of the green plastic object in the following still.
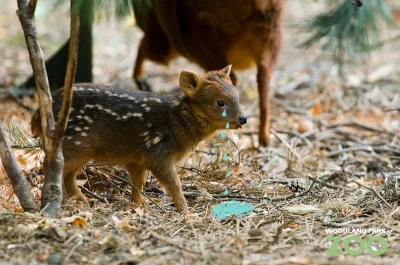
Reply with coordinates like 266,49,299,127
212,200,254,219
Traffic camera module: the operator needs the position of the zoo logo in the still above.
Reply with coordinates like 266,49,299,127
326,235,388,256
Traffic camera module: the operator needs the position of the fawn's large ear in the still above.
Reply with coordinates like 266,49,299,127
220,65,232,76
180,71,200,97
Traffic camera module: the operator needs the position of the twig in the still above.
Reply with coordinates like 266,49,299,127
0,89,34,111
272,219,295,245
324,120,394,135
79,185,108,203
270,129,302,160
326,145,399,157
53,1,79,146
177,166,203,175
277,129,313,147
255,177,317,208
351,179,392,208
151,233,201,255
0,121,37,212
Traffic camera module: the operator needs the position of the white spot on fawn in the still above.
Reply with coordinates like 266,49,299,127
145,141,152,148
83,127,90,130
147,123,152,128
75,127,82,131
83,116,93,123
152,137,161,145
65,136,73,140
141,104,147,107
74,141,82,146
76,115,82,119
81,132,88,137
84,104,94,109
150,98,162,103
79,110,85,114
140,131,149,137
132,113,143,118
145,107,151,112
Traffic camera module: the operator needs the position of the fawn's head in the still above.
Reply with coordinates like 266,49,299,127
179,65,246,130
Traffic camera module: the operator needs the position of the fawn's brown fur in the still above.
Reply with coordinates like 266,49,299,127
132,0,283,146
31,66,246,213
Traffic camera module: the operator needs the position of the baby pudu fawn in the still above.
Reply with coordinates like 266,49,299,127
31,66,247,213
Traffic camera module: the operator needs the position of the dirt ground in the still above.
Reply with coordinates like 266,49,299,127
1,1,400,265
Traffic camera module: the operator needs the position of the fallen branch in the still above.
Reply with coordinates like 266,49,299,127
0,121,37,212
151,233,201,255
325,145,400,157
255,177,317,208
351,178,392,208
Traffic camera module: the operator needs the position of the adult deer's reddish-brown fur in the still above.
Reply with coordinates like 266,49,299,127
31,66,247,213
132,0,283,146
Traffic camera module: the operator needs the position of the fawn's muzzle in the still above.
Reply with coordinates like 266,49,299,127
239,115,247,125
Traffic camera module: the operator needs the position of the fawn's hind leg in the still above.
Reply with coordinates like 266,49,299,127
125,163,148,206
63,159,89,204
150,165,188,213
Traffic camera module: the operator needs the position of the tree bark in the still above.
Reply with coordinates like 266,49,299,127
0,121,37,212
41,1,80,214
22,0,93,91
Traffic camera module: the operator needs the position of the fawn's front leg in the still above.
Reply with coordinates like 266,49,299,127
126,163,148,206
151,165,188,213
62,159,89,205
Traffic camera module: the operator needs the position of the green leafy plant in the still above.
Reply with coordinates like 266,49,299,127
299,0,396,75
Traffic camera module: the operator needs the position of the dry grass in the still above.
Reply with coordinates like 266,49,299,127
1,0,400,264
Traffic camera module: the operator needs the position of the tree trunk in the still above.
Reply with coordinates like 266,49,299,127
0,121,37,212
41,1,80,215
22,0,92,91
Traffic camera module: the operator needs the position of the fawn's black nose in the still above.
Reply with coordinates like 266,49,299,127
239,115,247,125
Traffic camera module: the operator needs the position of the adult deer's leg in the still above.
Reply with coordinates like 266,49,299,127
256,58,273,146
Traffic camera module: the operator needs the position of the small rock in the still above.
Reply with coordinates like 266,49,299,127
248,228,263,239
297,119,314,133
45,253,62,264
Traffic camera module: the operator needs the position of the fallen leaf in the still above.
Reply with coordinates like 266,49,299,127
133,207,144,217
112,215,137,232
288,257,311,265
130,245,145,257
310,103,322,116
62,216,89,228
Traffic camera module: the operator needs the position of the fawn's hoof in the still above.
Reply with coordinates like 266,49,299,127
64,191,89,206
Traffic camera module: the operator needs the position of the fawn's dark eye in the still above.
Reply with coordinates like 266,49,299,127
217,101,225,107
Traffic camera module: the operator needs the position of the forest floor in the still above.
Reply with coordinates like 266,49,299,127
1,1,400,265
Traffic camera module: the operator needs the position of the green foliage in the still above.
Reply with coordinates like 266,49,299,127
299,0,396,73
